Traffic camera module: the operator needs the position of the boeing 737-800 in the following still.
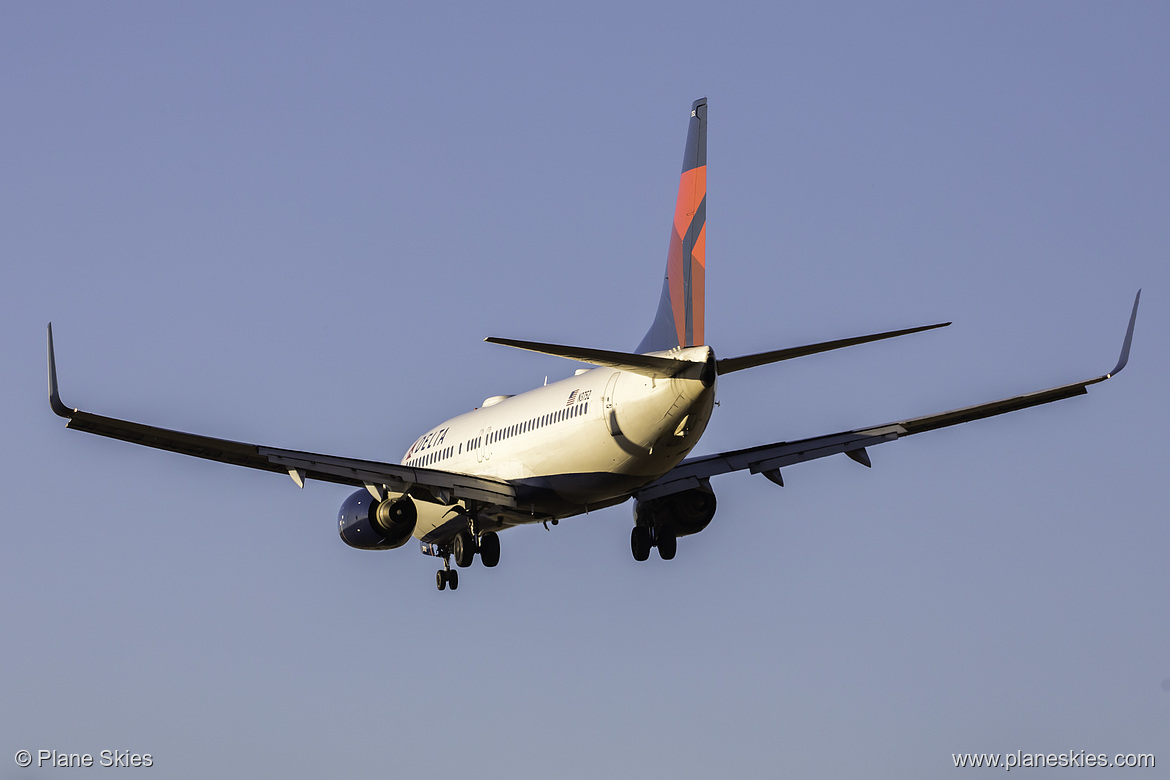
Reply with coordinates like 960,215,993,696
48,99,1140,591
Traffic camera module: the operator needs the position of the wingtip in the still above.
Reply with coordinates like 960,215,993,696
47,323,72,418
1106,289,1141,378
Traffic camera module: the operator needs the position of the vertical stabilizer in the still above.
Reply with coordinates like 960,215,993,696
637,98,708,353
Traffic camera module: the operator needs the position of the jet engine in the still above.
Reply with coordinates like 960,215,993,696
633,485,717,538
338,489,418,550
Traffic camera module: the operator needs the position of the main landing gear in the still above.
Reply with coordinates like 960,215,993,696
631,525,676,562
433,530,501,590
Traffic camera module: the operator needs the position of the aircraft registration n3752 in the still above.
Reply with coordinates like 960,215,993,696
47,99,1140,591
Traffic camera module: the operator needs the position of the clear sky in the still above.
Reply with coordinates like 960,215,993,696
2,3,1167,777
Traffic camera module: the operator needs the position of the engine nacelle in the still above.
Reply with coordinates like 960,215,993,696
338,489,418,550
633,486,717,538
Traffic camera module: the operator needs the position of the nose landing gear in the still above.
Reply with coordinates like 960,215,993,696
436,558,459,591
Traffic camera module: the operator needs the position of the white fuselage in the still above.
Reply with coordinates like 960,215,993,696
400,347,717,541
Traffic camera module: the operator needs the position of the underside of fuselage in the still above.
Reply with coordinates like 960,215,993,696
413,471,649,542
411,353,718,542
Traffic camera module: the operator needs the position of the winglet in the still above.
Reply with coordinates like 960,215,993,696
1106,289,1141,378
47,323,73,419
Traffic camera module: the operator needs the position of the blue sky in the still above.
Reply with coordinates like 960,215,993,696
2,3,1167,777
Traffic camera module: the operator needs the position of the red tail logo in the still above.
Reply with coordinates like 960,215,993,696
638,98,708,353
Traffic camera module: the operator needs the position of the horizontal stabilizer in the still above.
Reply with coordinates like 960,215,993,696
484,337,694,378
716,321,950,375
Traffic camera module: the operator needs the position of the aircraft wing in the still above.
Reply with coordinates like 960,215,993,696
46,326,517,508
636,291,1140,501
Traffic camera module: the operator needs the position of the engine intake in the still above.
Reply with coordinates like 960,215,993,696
633,486,717,538
338,490,418,550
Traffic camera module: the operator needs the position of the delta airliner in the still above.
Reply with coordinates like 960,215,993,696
48,99,1140,590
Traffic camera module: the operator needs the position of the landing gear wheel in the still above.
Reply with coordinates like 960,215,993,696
631,526,652,562
436,568,459,591
479,531,501,568
453,530,477,568
656,530,677,561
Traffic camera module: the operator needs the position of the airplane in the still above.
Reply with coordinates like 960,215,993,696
47,98,1140,591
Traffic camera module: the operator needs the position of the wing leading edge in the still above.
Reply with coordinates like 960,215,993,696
45,325,516,507
636,291,1141,501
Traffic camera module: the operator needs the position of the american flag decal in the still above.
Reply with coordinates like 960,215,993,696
566,390,578,406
